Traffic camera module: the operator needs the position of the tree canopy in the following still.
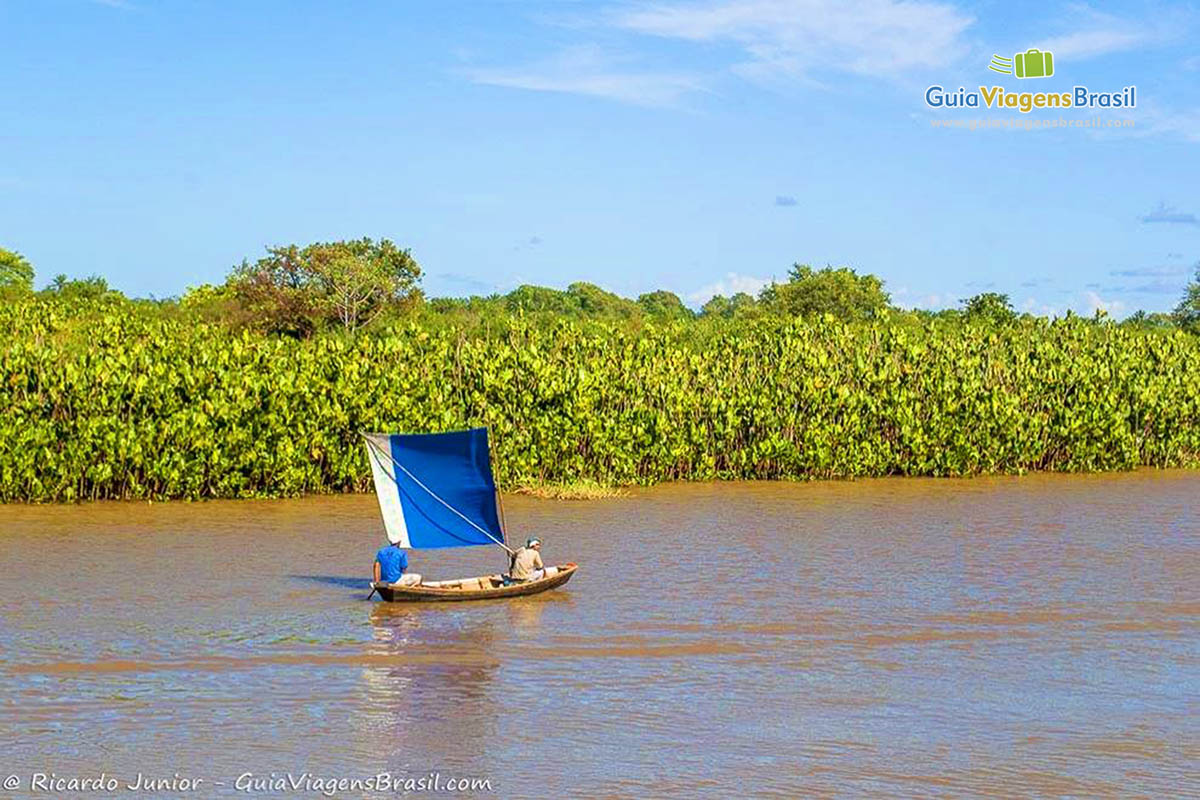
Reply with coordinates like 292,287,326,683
760,264,890,321
0,247,34,292
504,282,639,318
961,292,1016,324
33,239,1195,338
1175,263,1200,334
42,274,112,301
636,290,693,320
230,238,421,335
701,292,759,319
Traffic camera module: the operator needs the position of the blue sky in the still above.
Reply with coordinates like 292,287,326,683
2,0,1198,315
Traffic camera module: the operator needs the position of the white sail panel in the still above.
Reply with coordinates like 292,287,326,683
365,433,411,548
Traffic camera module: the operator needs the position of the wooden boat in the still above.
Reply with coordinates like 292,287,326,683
362,429,579,603
374,563,577,602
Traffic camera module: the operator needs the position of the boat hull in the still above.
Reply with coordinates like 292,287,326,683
374,563,578,602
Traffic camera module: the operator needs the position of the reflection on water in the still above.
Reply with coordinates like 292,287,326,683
1,471,1197,798
359,607,500,767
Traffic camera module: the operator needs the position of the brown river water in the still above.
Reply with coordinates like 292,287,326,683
1,472,1197,798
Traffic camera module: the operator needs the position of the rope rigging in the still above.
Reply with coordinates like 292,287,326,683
363,435,515,556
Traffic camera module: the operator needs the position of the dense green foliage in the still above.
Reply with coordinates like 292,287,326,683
3,241,1198,502
962,292,1017,324
760,265,891,321
701,291,758,319
636,290,694,321
1176,264,1200,334
230,238,422,335
43,274,114,301
2,294,1197,502
0,248,34,292
458,281,695,322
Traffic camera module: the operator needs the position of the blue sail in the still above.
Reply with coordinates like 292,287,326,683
364,428,506,549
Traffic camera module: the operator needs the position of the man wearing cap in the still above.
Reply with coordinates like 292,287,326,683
373,531,421,587
509,537,556,582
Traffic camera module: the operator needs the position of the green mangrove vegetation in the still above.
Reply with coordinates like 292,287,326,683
1,241,1199,502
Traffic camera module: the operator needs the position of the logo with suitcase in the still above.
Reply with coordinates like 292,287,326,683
989,49,1055,79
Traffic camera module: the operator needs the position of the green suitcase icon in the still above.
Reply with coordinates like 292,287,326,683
1014,48,1054,78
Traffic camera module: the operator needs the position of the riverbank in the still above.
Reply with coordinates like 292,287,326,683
3,297,1199,502
5,466,1198,508
512,481,630,500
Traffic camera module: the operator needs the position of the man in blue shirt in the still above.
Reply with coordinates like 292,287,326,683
373,532,421,587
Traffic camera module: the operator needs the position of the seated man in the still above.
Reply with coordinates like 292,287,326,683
509,537,557,582
373,532,421,587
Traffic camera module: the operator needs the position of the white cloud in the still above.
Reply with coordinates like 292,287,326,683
905,291,960,310
1021,296,1062,317
688,272,771,304
1140,105,1200,143
1060,97,1200,145
913,293,944,309
462,1,1194,111
1110,263,1192,278
1036,6,1186,60
1083,290,1126,316
616,0,974,81
1139,202,1200,226
1037,29,1148,60
462,45,704,107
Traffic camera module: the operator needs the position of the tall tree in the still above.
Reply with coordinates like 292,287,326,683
0,247,34,292
760,264,890,321
504,285,576,315
701,292,758,318
230,238,421,335
566,282,639,318
961,292,1016,324
1174,263,1200,333
637,290,693,320
43,274,111,300
309,239,421,331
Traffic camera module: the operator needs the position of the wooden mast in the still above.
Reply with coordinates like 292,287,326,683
491,426,512,551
